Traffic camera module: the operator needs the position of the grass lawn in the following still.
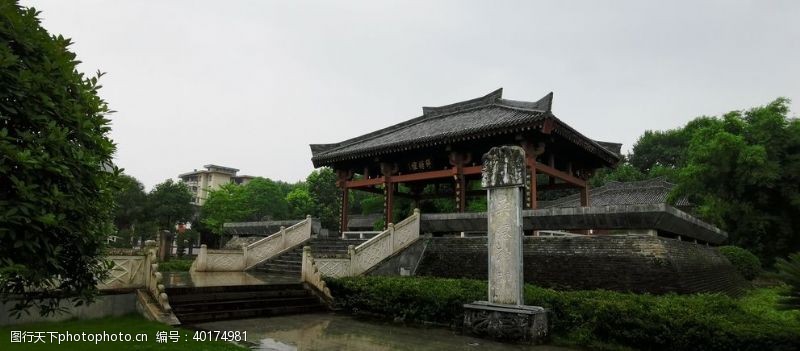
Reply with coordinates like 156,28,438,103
0,315,247,351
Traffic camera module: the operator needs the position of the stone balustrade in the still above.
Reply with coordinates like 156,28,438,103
192,215,313,272
96,241,173,316
316,209,420,278
98,249,148,290
301,246,333,302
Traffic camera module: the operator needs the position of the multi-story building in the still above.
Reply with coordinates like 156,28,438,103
178,164,254,205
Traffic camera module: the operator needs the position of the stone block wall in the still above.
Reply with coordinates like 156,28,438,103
413,236,746,295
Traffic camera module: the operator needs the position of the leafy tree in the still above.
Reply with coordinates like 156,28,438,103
242,177,289,220
589,163,647,187
628,117,719,172
673,98,800,262
148,179,194,231
200,177,290,234
112,174,147,232
201,183,247,234
286,186,314,219
0,1,116,316
359,195,384,215
307,168,340,232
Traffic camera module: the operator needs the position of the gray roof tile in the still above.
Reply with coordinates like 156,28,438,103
310,89,620,166
544,178,691,208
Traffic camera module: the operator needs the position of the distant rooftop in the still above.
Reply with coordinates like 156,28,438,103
542,178,690,208
310,89,621,167
178,164,240,178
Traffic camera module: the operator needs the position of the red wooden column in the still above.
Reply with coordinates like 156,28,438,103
336,170,351,234
580,186,590,207
521,141,544,210
380,163,398,228
527,156,538,209
450,152,470,212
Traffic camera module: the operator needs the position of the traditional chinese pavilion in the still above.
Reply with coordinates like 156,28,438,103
310,89,622,233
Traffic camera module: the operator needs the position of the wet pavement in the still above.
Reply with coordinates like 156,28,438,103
163,271,300,288
197,313,574,351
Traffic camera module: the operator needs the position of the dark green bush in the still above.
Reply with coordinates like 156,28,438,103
158,259,193,272
719,246,762,280
773,252,800,311
326,276,800,351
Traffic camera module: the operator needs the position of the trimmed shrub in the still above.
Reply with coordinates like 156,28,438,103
773,252,800,311
158,259,193,272
719,246,762,280
326,276,800,351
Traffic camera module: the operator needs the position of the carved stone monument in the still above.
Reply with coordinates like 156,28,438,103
463,146,549,342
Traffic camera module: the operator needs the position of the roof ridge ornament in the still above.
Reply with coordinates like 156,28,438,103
422,88,503,116
496,92,554,113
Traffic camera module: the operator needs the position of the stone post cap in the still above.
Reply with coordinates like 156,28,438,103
481,145,526,188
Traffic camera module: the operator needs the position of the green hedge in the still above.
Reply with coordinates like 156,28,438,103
158,259,193,272
719,246,762,280
326,276,800,351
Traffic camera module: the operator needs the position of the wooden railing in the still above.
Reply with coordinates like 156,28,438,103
192,216,313,272
316,209,420,277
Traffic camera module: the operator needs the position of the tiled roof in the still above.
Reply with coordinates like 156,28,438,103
544,178,691,208
310,89,621,167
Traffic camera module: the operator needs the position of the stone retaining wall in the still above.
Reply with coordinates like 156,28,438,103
413,236,746,295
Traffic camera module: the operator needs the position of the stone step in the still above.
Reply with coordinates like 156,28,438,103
176,304,324,324
261,262,301,270
168,281,326,324
168,288,309,304
172,296,320,313
270,259,301,265
167,283,304,295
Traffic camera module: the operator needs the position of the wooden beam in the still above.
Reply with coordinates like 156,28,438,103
535,163,586,187
463,165,482,175
346,177,384,188
391,168,454,183
351,186,412,198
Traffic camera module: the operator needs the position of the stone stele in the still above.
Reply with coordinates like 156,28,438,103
464,145,549,343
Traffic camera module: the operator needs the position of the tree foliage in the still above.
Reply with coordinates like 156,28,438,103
0,2,116,316
673,98,800,262
148,179,194,231
286,186,314,219
201,177,289,234
718,246,762,280
306,168,340,232
112,174,147,231
628,117,718,172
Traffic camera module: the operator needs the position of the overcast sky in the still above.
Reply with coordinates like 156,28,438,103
21,0,800,190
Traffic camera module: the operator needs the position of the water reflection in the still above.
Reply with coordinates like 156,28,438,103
198,313,572,351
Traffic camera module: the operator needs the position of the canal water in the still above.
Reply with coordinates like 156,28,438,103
197,313,573,351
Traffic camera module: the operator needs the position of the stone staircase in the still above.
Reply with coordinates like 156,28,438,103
255,237,367,276
167,283,326,324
